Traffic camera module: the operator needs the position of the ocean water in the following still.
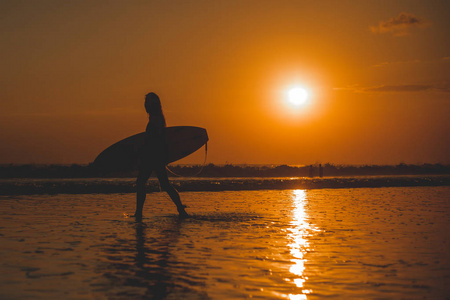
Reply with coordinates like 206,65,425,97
0,186,449,299
1,175,448,195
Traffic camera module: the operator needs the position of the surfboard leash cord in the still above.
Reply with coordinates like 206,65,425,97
165,142,208,177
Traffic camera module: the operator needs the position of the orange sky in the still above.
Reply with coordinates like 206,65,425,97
1,1,449,165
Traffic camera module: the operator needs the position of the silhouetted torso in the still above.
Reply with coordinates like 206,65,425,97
141,115,167,166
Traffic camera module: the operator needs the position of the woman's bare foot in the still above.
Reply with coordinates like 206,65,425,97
177,205,189,218
132,213,143,222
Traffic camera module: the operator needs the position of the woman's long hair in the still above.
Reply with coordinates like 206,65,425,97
145,92,166,127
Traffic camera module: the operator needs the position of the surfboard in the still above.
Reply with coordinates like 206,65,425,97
93,126,208,172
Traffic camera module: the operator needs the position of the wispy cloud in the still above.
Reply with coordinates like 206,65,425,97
334,82,450,93
365,84,433,92
372,57,450,68
371,59,422,68
370,12,430,36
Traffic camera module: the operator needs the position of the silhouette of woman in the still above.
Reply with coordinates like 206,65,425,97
133,92,188,221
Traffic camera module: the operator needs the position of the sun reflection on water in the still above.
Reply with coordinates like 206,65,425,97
286,189,317,299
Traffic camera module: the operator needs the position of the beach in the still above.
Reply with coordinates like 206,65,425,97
2,1,450,299
0,184,449,299
1,175,448,195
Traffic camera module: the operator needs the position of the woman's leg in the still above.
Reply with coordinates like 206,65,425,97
155,166,188,217
135,168,151,221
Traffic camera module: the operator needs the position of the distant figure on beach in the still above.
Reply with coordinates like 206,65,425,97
133,92,188,221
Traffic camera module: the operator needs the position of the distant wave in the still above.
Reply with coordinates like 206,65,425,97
0,176,449,196
1,163,449,179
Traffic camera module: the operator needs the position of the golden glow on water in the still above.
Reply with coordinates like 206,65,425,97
287,189,316,299
289,294,307,300
0,189,448,299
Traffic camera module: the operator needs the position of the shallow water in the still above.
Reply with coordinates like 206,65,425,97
1,175,448,195
0,186,449,299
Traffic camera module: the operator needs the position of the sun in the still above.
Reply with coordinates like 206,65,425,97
268,83,317,122
287,87,309,107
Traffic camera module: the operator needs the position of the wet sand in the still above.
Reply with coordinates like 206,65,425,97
0,186,449,299
1,175,448,195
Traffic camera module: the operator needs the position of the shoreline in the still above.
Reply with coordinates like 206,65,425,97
1,163,449,179
1,175,449,196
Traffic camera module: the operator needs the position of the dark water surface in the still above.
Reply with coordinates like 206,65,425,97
0,175,448,195
0,186,449,299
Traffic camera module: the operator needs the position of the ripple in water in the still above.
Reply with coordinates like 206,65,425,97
0,187,448,299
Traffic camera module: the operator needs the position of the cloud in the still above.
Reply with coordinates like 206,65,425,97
371,57,450,68
334,82,450,93
371,59,422,68
364,85,433,92
370,12,430,36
